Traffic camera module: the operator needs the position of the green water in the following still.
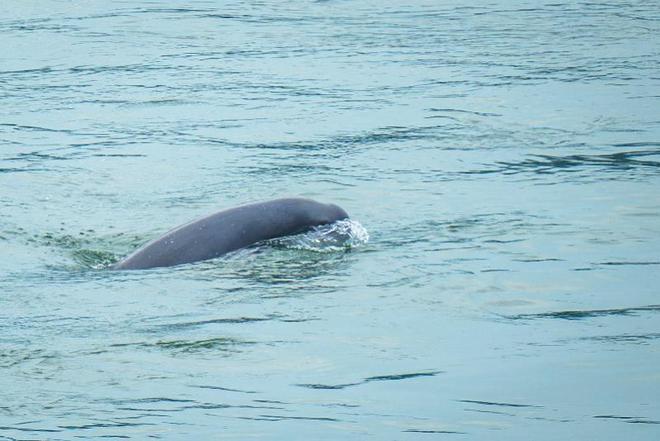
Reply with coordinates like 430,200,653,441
1,1,660,439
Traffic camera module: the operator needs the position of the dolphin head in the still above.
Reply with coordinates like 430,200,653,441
322,202,349,223
297,199,349,226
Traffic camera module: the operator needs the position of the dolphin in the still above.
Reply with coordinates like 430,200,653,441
112,197,349,270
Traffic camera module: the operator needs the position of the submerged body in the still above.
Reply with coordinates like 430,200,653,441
112,198,349,270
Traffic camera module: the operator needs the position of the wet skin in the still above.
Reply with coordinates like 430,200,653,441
112,198,349,270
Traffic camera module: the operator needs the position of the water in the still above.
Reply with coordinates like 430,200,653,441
2,1,660,439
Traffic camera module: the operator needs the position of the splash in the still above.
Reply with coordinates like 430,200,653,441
271,219,369,252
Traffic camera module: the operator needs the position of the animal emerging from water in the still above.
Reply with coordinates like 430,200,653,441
112,197,349,270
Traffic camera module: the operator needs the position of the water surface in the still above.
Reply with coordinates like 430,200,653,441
2,1,660,439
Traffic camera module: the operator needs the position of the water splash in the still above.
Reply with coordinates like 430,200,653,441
271,219,369,252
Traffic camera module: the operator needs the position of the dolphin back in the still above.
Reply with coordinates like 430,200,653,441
112,198,349,270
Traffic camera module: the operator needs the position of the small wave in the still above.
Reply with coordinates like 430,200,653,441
191,385,258,394
34,231,143,270
272,219,369,252
249,414,341,422
506,305,660,321
468,149,660,181
457,399,541,408
594,415,660,424
576,333,660,344
110,337,254,354
297,370,441,390
403,429,466,434
72,249,118,269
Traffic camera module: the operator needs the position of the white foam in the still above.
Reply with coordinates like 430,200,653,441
273,219,369,252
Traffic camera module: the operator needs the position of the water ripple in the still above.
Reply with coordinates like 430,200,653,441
457,399,541,408
297,371,442,390
468,149,660,181
507,305,660,321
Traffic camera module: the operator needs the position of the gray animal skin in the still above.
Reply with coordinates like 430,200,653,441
112,197,349,270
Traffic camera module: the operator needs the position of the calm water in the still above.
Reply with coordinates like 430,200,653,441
2,1,660,439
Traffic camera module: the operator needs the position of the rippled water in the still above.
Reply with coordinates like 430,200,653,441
2,1,660,439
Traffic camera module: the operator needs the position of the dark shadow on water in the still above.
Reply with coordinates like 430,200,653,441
244,124,448,154
191,385,258,394
141,314,319,334
506,305,660,321
20,229,147,271
403,429,467,434
110,337,255,355
594,415,660,424
464,148,660,180
458,399,541,408
296,370,442,390
464,407,516,416
575,333,660,344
